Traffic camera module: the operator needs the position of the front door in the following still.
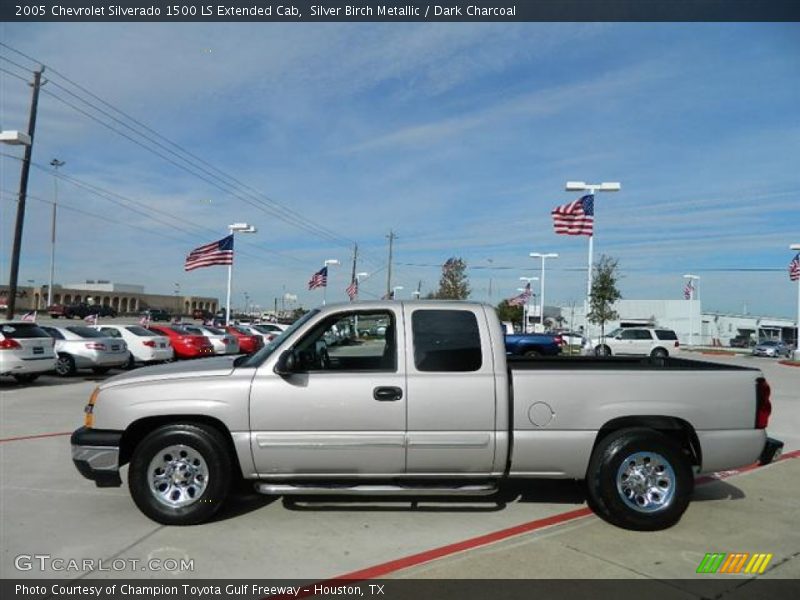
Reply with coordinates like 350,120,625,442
249,308,406,477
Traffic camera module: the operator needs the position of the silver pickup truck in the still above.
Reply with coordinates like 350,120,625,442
72,301,782,530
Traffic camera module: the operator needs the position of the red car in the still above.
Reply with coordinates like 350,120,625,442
147,325,214,359
225,325,264,354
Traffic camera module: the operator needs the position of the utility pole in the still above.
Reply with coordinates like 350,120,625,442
386,230,396,297
6,67,44,320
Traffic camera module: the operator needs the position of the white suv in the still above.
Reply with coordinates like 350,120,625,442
590,327,680,358
0,321,57,383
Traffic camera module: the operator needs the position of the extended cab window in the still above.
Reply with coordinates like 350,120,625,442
412,309,482,372
294,311,396,372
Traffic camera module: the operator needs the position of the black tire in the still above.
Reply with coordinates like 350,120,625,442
595,345,612,357
92,367,111,375
523,350,541,358
585,428,693,531
55,354,76,377
650,348,669,359
128,424,233,525
124,354,136,370
13,373,40,384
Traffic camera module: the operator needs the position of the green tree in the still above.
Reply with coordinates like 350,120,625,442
588,255,622,345
433,257,470,300
496,299,523,329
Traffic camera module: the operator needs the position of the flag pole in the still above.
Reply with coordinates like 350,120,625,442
226,260,233,326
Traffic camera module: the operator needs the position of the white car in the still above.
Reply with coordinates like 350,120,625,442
234,323,273,344
588,327,681,358
40,325,130,376
251,323,287,342
177,324,239,355
96,325,174,368
0,321,57,383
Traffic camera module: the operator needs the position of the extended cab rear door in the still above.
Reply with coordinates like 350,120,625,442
402,305,497,474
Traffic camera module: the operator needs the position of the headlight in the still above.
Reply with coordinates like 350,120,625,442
84,387,99,428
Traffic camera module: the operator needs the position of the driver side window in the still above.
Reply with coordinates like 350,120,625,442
293,311,396,372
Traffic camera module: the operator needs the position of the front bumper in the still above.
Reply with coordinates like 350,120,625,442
759,437,784,466
71,427,123,487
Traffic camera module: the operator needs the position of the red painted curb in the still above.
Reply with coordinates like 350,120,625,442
778,360,800,368
0,431,71,443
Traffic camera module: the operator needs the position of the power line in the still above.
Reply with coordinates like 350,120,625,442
1,43,385,269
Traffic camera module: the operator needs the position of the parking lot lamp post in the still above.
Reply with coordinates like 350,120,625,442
46,159,65,307
323,259,340,305
565,181,621,335
519,276,538,333
791,244,800,359
227,223,257,325
684,274,700,346
529,253,558,329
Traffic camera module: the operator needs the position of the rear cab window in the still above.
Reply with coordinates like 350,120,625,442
411,309,482,372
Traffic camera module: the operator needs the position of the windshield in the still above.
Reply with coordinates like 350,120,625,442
236,310,318,368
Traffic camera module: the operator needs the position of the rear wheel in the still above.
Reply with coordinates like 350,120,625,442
650,348,669,359
523,350,541,358
128,424,232,525
586,428,693,530
55,354,76,377
595,345,612,357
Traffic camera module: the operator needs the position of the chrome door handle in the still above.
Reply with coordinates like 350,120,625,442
373,386,403,401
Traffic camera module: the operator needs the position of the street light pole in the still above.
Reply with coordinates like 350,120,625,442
226,223,257,325
684,274,700,346
530,253,558,329
564,181,621,336
47,159,65,307
323,259,340,305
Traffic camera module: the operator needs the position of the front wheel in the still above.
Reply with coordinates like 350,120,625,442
55,354,76,377
128,424,232,525
586,428,693,530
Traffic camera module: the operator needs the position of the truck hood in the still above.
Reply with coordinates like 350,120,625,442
99,356,238,389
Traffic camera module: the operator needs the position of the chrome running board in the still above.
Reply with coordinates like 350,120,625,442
254,483,498,496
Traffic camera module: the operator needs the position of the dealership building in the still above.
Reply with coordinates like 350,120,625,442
554,299,797,347
1,280,219,316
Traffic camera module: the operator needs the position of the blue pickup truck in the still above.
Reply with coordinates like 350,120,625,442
505,332,563,357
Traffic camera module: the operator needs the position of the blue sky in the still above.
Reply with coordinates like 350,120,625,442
1,23,799,316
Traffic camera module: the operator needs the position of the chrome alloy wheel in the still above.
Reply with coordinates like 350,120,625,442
616,451,676,513
147,445,209,508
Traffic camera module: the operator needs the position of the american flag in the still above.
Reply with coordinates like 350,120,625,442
508,283,532,307
790,253,800,282
552,194,594,236
184,235,234,272
84,314,98,325
308,266,328,290
684,281,694,300
346,278,358,300
21,311,37,322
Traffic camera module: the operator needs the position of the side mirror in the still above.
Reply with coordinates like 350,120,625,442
274,350,297,376
615,335,622,340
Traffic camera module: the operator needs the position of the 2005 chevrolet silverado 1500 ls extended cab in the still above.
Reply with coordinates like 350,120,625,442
72,301,783,530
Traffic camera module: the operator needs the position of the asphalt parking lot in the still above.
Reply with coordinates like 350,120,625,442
1,349,799,585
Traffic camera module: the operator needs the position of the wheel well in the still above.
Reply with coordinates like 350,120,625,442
593,416,702,467
119,415,243,476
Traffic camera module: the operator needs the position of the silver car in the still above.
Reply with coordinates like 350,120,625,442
41,325,130,376
752,340,791,358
